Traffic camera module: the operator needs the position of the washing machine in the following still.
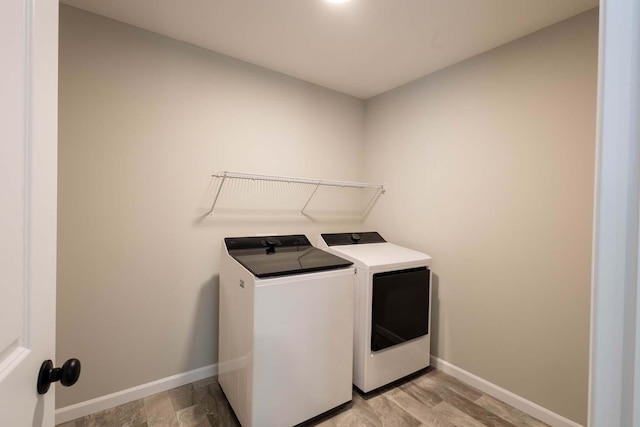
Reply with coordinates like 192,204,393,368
317,232,432,393
218,234,355,427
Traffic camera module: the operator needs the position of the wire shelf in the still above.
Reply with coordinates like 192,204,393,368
207,171,385,218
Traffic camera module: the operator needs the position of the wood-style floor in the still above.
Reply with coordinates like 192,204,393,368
56,368,549,427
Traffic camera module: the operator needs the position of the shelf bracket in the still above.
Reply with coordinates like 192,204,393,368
300,182,322,216
208,173,227,216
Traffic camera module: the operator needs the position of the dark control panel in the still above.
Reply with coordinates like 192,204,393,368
321,232,387,246
225,235,311,252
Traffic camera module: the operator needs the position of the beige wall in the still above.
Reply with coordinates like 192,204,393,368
57,5,365,408
363,9,597,425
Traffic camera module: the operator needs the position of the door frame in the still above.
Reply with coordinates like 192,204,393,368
589,0,640,425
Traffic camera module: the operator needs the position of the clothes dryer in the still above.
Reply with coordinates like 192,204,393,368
218,234,354,427
317,232,432,393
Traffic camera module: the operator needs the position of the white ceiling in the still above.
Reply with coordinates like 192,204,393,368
60,0,598,99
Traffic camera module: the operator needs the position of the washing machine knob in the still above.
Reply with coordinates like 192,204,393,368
351,233,361,243
264,238,279,254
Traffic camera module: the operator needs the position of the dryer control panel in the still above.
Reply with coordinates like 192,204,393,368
321,232,386,246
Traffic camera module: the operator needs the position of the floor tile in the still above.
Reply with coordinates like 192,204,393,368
415,375,516,427
397,380,443,407
113,399,147,426
367,392,422,427
431,401,488,427
169,384,197,412
78,407,117,427
385,387,454,426
430,370,484,401
56,369,552,427
194,380,240,426
176,404,211,427
474,394,550,427
144,392,180,427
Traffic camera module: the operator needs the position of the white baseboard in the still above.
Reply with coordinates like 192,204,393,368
55,364,218,425
430,356,583,427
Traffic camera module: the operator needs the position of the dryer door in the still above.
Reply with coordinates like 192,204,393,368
371,267,430,351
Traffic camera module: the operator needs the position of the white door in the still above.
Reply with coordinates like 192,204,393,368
0,0,59,425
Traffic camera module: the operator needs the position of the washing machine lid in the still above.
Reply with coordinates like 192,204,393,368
320,232,431,269
225,235,353,278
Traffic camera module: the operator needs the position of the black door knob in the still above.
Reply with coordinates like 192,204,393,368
37,358,81,394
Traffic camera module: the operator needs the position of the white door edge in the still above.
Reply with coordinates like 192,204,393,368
589,0,640,426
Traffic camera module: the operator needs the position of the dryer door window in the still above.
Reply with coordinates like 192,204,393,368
371,267,430,352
